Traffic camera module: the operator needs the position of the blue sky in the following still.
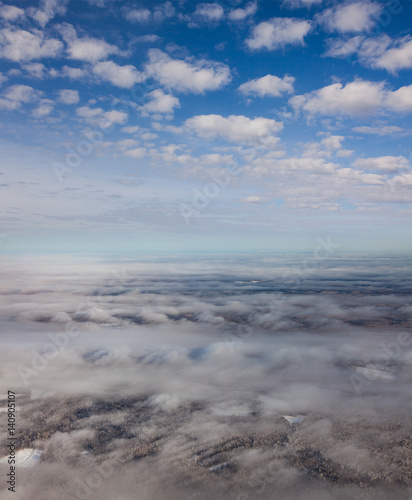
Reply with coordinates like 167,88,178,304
0,0,412,253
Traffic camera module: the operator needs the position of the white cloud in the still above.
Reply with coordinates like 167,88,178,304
303,134,345,158
352,125,405,136
93,61,145,88
241,195,266,204
316,1,382,33
374,37,412,73
135,35,160,43
32,99,54,117
0,28,62,62
125,147,146,159
145,49,231,94
0,4,25,20
193,3,224,22
140,89,180,115
58,89,79,104
59,23,121,63
324,34,412,74
352,156,410,173
29,0,69,27
0,84,39,111
283,0,323,8
184,114,283,148
385,85,412,112
76,106,128,128
22,62,47,79
61,66,88,80
290,80,412,117
336,149,354,158
124,7,151,23
238,74,295,97
243,156,337,177
324,35,365,58
121,125,140,134
123,2,175,23
290,80,385,116
228,2,257,21
246,17,312,50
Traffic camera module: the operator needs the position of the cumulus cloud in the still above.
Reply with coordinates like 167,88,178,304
325,34,412,74
0,3,25,20
28,0,69,27
123,7,151,22
140,89,180,116
184,114,283,147
303,134,346,158
22,62,47,79
0,84,40,111
352,156,410,173
290,80,412,117
32,98,54,117
123,1,175,23
283,0,323,7
61,65,88,80
246,17,312,50
0,28,63,62
373,37,412,73
228,2,257,21
238,74,295,97
58,89,79,104
59,23,122,62
316,1,382,33
92,60,145,88
352,125,405,136
76,106,128,128
192,3,224,22
145,49,231,94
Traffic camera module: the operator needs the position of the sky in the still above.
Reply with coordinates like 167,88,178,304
0,0,412,253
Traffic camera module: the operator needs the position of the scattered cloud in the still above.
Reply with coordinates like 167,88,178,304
76,106,128,128
59,23,122,62
374,37,412,73
290,80,412,117
316,1,382,33
228,2,257,21
140,89,180,116
325,34,412,74
0,28,63,62
123,2,175,24
246,17,312,50
193,3,224,22
22,62,47,79
0,3,25,21
32,98,54,117
0,84,40,111
28,0,69,27
93,60,145,88
145,49,231,94
58,89,79,104
352,125,405,136
352,156,410,173
184,114,283,148
238,74,295,97
283,0,323,8
61,65,89,80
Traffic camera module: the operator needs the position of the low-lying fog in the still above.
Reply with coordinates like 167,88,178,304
0,254,411,499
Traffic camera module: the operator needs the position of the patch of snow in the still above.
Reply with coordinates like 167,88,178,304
283,415,305,425
0,448,42,467
209,462,229,472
